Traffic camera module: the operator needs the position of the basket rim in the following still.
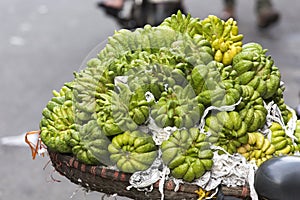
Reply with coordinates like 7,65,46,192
47,149,250,199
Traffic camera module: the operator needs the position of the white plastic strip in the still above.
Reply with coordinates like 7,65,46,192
158,165,170,200
127,157,162,190
148,117,177,145
286,105,298,143
265,101,297,142
145,91,156,103
114,76,128,85
172,178,183,192
199,98,242,133
248,161,259,200
196,146,253,193
127,152,170,200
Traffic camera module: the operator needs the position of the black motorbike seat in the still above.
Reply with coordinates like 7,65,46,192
254,156,300,200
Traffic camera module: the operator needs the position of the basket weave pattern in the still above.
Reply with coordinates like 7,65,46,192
48,150,250,199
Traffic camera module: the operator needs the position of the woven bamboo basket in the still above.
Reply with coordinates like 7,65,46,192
48,150,251,200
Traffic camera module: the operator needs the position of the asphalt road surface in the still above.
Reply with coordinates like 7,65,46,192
1,0,300,199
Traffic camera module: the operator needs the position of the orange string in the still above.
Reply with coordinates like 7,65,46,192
25,130,45,159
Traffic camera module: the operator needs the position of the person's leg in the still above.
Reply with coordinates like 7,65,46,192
221,0,236,20
256,0,272,10
225,0,235,7
256,0,280,28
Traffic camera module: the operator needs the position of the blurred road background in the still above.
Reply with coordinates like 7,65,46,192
1,0,300,199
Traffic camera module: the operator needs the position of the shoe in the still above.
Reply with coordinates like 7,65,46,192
257,8,280,29
220,7,236,21
98,2,121,17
